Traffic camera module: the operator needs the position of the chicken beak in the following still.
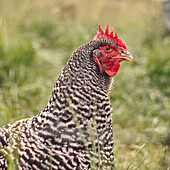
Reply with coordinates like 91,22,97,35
121,51,133,61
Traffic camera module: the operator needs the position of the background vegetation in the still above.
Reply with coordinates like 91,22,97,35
0,0,169,169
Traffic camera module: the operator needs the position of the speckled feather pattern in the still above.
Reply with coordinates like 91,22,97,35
0,39,115,170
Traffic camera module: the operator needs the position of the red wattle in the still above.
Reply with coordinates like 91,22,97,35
104,60,120,77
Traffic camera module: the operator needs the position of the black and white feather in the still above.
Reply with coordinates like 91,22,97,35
0,39,115,170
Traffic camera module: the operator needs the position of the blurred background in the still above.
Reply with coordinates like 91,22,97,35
0,0,169,169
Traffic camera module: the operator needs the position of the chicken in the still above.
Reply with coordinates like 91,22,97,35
0,25,132,169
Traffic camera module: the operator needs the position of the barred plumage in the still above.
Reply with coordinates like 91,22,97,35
0,25,132,169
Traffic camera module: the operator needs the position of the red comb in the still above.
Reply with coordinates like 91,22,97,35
93,25,127,50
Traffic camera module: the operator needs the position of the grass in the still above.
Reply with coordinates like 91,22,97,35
0,0,169,169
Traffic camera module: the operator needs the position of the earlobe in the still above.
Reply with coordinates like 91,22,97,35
94,56,102,72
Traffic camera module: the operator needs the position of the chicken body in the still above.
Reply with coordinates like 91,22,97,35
0,39,115,169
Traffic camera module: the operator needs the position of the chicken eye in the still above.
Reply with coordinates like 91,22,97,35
105,47,111,52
